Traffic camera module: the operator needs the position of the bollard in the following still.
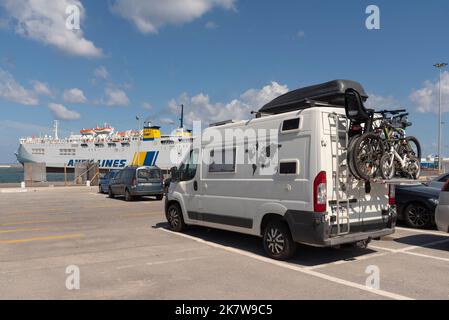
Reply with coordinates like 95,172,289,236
86,180,91,187
21,181,25,189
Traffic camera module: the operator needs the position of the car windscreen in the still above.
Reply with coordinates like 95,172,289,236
137,169,161,182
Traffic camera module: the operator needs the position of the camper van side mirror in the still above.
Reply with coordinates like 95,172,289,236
170,167,179,181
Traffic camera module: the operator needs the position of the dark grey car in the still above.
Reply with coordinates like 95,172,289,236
108,166,164,201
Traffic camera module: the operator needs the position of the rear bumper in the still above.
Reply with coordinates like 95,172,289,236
321,228,394,246
285,208,397,247
129,186,163,196
130,190,163,196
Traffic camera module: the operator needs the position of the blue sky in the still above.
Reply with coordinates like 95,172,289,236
0,0,448,163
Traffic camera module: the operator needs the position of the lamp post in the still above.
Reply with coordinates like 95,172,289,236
136,115,141,165
434,63,447,172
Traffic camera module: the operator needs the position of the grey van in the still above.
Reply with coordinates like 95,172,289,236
108,166,164,201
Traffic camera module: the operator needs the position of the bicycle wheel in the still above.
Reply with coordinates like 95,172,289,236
353,133,384,181
347,135,362,179
407,156,421,180
404,136,422,160
380,153,395,180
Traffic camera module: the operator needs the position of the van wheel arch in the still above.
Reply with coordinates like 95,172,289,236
260,213,288,236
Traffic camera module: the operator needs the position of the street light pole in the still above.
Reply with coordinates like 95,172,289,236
136,115,141,165
434,63,447,172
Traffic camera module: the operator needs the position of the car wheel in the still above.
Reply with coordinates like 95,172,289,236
404,203,432,229
166,203,186,232
263,220,296,260
108,188,114,198
156,194,163,201
125,189,133,202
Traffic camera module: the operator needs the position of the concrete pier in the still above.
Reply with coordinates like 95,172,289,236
0,187,449,299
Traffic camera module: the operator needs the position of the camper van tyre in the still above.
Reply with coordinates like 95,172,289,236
108,187,114,198
166,203,187,232
262,220,296,260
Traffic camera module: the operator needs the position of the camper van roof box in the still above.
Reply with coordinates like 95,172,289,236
209,120,242,127
259,80,368,115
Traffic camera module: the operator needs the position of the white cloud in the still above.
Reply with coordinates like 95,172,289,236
63,88,87,104
48,103,80,120
94,66,109,80
1,0,102,58
0,68,38,105
142,102,152,110
31,80,53,97
110,0,235,34
159,117,175,125
296,30,305,39
365,93,401,109
104,87,130,107
168,81,289,126
0,119,50,134
205,21,218,29
410,71,449,113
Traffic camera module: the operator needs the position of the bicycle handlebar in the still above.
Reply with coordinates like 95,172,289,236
378,109,407,115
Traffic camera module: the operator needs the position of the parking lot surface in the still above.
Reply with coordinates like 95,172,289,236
0,186,448,300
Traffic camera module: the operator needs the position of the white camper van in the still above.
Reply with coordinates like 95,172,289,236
165,80,397,260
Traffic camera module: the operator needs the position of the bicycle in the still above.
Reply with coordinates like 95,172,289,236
345,89,421,181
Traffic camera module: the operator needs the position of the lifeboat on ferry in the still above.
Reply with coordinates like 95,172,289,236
80,128,96,136
94,124,114,135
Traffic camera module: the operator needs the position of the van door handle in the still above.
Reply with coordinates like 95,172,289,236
193,181,198,191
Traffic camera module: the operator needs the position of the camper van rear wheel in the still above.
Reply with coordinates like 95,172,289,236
263,221,296,260
166,203,186,232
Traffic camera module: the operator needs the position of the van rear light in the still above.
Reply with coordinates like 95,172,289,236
388,185,395,205
314,171,327,212
442,180,449,192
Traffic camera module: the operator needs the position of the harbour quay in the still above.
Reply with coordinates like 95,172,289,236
0,185,448,300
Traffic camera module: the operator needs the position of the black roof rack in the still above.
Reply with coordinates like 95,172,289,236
259,80,368,115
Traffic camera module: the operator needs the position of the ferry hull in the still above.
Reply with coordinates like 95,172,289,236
16,140,191,172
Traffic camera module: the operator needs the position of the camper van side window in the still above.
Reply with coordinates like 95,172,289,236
209,148,236,173
279,161,298,175
281,118,300,132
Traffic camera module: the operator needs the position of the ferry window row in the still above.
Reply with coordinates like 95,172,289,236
59,148,76,156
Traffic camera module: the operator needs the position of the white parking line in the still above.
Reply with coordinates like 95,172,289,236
400,251,449,262
158,228,413,300
371,238,449,253
395,227,449,237
306,251,391,270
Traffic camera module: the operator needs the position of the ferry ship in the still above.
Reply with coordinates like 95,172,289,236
15,109,193,173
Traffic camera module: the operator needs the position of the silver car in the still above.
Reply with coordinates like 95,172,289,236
436,178,449,233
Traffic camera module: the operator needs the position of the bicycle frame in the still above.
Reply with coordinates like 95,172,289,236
385,143,409,169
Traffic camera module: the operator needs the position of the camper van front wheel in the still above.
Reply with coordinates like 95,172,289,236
166,203,187,232
263,221,296,260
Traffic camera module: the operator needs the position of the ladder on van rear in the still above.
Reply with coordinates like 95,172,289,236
328,113,351,236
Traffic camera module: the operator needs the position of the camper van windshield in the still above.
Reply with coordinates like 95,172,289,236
178,150,198,181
